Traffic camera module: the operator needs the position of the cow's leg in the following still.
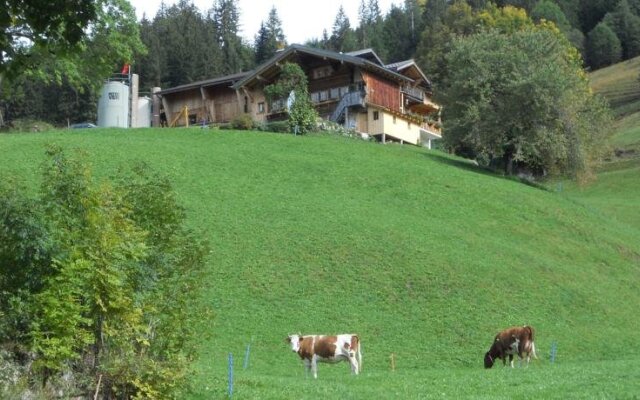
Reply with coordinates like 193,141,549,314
311,355,318,379
348,354,359,375
303,359,312,378
509,354,514,368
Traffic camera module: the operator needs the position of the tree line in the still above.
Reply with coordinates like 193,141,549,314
2,0,635,125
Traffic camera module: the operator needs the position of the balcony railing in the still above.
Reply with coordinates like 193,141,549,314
402,85,425,101
268,83,366,115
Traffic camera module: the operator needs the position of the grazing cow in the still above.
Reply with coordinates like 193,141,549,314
285,334,362,379
484,325,538,368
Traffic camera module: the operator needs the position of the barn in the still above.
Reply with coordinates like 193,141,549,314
155,44,441,147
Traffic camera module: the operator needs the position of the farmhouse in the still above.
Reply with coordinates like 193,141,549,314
156,44,442,147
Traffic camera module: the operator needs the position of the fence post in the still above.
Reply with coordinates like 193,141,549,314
243,343,251,370
550,341,558,364
228,353,234,397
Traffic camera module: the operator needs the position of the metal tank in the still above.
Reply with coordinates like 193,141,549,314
135,97,152,128
97,81,130,128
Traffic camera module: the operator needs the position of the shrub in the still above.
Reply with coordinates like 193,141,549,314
0,147,211,398
0,119,55,133
264,121,290,133
230,113,255,130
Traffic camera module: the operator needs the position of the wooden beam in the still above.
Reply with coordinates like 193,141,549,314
241,86,253,103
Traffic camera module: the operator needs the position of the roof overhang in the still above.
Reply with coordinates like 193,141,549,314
232,44,413,90
157,71,251,96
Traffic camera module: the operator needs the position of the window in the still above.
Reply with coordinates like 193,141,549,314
312,66,333,79
330,88,340,99
373,111,379,121
258,102,265,114
319,90,329,102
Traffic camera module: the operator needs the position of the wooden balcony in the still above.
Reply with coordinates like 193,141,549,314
403,85,440,115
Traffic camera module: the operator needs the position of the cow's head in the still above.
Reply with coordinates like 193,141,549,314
286,334,302,352
484,351,495,369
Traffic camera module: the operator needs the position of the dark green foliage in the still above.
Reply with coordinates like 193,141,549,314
423,0,449,24
264,120,292,133
603,0,640,60
587,22,623,69
2,76,96,126
357,0,386,60
532,0,586,57
383,3,422,63
416,0,478,89
494,0,538,12
442,28,612,179
264,63,318,134
532,0,571,31
214,0,254,75
0,0,95,80
578,0,618,33
254,7,287,64
328,6,358,53
0,146,210,397
136,0,254,91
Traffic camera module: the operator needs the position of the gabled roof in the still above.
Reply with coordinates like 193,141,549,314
386,59,432,89
157,71,250,96
232,44,416,90
346,48,385,66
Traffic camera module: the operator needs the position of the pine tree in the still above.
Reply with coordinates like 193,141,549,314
603,0,640,60
381,0,425,62
329,6,357,52
213,0,251,74
254,7,287,64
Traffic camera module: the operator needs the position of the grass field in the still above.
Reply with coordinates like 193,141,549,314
553,58,640,232
1,128,639,398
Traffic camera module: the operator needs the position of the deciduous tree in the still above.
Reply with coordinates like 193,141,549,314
442,26,612,179
586,22,623,69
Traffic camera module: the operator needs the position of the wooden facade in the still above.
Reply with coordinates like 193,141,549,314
156,45,441,146
362,71,401,114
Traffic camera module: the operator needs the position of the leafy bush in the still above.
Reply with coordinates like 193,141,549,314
230,113,255,130
0,146,211,398
0,119,55,133
263,62,318,134
264,121,290,133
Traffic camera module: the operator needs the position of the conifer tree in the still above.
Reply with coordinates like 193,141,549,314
254,7,287,64
330,6,357,52
603,0,640,60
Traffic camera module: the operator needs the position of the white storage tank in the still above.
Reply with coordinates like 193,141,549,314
97,81,129,128
135,97,151,128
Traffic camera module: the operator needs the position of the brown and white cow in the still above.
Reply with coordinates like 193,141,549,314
484,325,538,368
285,334,362,379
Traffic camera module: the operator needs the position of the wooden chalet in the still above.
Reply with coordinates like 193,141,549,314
156,44,441,147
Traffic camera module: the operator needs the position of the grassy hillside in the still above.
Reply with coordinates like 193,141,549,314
1,128,639,398
589,56,640,153
555,58,640,232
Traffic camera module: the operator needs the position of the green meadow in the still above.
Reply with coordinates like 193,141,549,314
1,128,639,399
556,57,640,232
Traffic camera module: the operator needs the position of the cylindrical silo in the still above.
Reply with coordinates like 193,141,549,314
135,97,152,128
97,81,130,128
